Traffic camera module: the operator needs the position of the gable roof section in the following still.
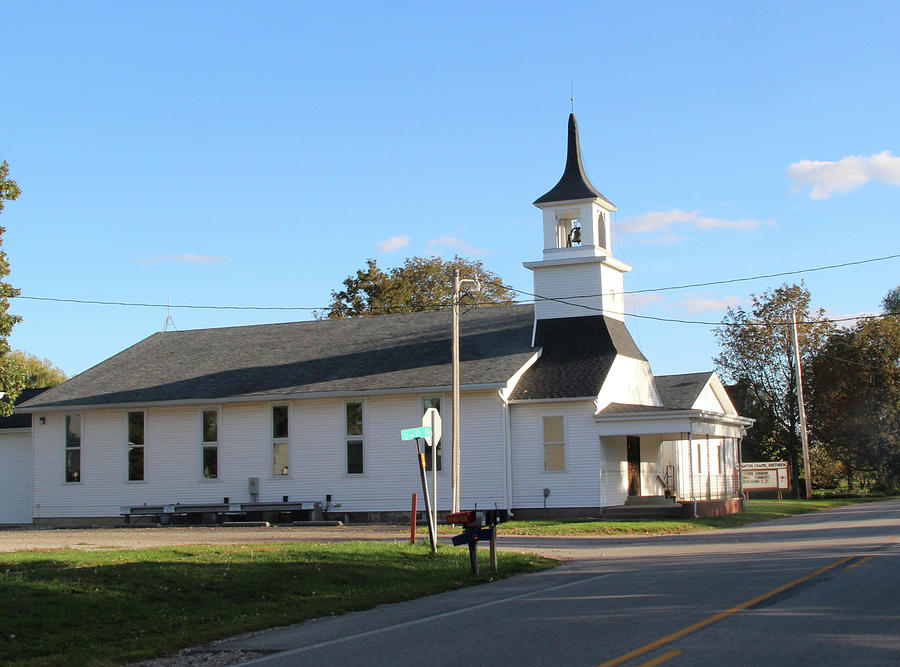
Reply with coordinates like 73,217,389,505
0,388,50,428
534,113,614,207
510,315,645,400
654,371,716,410
20,306,536,410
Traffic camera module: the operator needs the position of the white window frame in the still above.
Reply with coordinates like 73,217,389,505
65,413,83,484
542,415,566,472
345,400,365,476
272,404,290,477
200,407,220,481
126,409,147,483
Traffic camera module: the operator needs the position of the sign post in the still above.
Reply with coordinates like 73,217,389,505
402,426,436,554
422,407,442,537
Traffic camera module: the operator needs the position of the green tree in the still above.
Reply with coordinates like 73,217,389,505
0,160,24,416
6,350,67,388
807,309,900,490
713,283,834,495
319,255,516,319
882,286,900,315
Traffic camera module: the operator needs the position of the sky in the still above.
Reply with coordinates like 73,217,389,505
2,1,899,378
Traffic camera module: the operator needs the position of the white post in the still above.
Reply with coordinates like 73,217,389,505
791,308,814,500
451,267,461,513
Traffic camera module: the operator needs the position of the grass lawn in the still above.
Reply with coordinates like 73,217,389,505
495,497,890,536
0,542,555,666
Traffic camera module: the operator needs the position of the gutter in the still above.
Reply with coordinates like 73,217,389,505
18,382,510,413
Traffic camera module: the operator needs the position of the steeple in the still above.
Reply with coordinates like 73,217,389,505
534,113,613,207
524,113,631,322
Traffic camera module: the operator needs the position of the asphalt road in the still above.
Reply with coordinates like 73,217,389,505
218,499,900,666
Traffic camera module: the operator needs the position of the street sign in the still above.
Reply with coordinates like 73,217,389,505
401,426,432,441
422,407,442,448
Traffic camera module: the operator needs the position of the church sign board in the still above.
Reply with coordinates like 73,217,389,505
741,461,790,491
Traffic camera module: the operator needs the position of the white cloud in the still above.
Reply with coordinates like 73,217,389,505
427,236,488,255
619,209,698,234
675,293,745,314
376,235,410,253
618,209,771,238
164,254,226,264
788,150,900,199
624,292,665,312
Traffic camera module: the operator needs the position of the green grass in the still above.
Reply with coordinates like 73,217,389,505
496,497,889,536
0,542,555,666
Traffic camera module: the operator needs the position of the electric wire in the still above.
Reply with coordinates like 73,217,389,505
12,252,900,328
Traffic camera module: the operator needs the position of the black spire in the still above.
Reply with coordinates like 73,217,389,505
534,113,612,206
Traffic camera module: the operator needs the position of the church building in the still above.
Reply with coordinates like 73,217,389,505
8,114,752,525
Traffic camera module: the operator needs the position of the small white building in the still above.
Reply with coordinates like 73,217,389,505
12,114,752,525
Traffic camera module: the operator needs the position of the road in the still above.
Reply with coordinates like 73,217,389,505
217,499,900,666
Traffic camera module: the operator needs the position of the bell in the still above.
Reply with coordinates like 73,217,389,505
570,225,582,245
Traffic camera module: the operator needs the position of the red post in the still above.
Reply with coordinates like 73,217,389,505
410,493,418,544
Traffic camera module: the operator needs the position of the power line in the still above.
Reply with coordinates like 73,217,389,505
12,252,899,327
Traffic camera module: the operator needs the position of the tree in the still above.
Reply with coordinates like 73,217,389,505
807,307,900,490
882,286,900,315
713,283,834,495
0,160,24,417
6,350,67,388
318,255,517,319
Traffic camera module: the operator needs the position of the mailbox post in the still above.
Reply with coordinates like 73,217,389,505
447,508,507,574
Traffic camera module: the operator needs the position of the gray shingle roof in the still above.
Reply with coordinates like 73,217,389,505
655,371,714,409
0,388,50,428
20,306,537,410
510,315,645,400
534,113,614,207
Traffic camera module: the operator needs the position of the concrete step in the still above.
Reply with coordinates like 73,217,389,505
624,495,677,506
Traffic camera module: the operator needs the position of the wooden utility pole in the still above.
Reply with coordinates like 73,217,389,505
451,267,461,513
791,308,813,500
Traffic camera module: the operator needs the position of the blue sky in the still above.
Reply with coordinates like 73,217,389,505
3,1,899,377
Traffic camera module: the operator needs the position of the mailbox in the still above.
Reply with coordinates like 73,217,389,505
446,510,478,526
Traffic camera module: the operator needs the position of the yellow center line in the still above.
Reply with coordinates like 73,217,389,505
636,649,683,667
844,555,874,570
597,555,856,667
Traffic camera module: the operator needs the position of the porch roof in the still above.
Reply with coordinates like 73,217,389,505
595,403,753,437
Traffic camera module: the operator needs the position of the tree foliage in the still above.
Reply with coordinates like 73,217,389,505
318,255,516,319
807,308,900,490
0,160,24,416
882,286,900,315
713,283,834,494
6,350,67,388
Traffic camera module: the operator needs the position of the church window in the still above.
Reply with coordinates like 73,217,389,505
272,405,290,476
543,416,565,470
65,413,82,483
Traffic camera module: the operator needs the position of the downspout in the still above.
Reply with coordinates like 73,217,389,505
500,390,514,517
689,423,697,518
738,432,746,506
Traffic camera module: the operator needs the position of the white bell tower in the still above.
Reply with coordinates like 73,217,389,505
524,114,631,321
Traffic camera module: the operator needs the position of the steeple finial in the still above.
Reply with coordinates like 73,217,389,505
533,113,612,207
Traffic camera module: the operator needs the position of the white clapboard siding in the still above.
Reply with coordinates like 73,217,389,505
597,356,661,410
0,431,33,523
30,390,508,518
510,400,612,509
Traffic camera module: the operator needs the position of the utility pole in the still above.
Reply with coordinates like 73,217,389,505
450,268,480,513
791,308,813,500
451,268,461,513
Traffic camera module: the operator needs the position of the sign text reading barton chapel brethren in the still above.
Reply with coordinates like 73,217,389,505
741,461,790,491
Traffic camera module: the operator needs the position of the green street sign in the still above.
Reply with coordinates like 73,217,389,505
401,426,432,441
